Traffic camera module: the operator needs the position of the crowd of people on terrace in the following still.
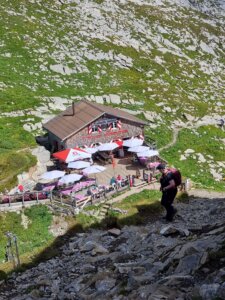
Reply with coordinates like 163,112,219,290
0,137,163,205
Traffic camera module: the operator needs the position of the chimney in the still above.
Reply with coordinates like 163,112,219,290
63,102,75,116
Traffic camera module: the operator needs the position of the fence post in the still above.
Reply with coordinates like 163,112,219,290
36,192,39,204
14,235,20,267
5,232,20,269
22,193,25,208
8,195,11,207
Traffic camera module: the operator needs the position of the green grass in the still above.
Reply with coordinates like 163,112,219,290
0,116,37,191
145,123,173,149
0,150,36,192
0,205,53,263
107,189,163,227
160,126,225,191
0,0,224,191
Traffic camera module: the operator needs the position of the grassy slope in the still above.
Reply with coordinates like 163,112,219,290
0,205,53,265
0,1,224,190
161,126,225,190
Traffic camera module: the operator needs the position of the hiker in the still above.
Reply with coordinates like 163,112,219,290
157,163,177,222
219,118,224,130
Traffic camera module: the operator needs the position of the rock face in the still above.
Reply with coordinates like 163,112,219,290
0,196,225,299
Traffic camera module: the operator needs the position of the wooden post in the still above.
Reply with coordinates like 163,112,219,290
36,192,39,204
22,193,25,208
14,235,20,267
8,195,11,207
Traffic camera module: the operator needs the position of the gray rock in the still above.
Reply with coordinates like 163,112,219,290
95,277,116,293
160,225,179,236
175,254,201,275
199,284,220,300
158,274,194,287
109,94,121,104
108,228,121,237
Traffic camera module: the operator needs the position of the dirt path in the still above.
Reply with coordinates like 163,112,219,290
109,182,225,205
159,127,181,151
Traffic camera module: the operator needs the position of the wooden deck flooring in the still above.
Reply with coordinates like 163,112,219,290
95,157,146,185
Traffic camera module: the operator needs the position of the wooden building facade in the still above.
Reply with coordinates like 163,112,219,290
43,100,147,151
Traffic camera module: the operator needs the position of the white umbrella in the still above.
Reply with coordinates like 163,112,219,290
83,165,106,174
123,138,143,148
137,150,159,157
84,147,98,154
41,170,66,180
128,146,149,153
58,174,83,185
68,161,91,169
97,142,118,152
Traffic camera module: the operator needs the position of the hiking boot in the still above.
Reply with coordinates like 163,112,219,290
173,208,178,217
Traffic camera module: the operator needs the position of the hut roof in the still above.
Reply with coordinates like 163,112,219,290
43,100,147,141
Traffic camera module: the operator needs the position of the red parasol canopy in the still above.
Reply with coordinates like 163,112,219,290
52,147,91,163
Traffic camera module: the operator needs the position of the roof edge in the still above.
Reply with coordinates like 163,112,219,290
62,112,105,141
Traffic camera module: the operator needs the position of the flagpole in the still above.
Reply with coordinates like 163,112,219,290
111,153,116,176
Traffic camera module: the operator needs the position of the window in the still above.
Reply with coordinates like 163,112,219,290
111,122,118,129
101,123,108,131
92,125,98,133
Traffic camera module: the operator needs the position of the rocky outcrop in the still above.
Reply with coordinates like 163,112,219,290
0,196,225,299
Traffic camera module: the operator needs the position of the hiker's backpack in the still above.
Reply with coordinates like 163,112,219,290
168,168,182,187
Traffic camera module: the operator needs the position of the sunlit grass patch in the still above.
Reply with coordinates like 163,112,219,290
107,190,162,227
160,126,225,191
0,205,53,263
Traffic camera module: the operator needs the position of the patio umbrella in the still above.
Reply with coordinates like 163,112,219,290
68,161,91,169
83,165,106,175
97,142,118,152
83,147,98,154
58,174,83,185
123,138,143,148
53,147,91,163
41,170,66,180
137,150,159,157
128,146,149,153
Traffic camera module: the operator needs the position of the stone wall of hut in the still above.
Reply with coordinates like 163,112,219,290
65,119,144,148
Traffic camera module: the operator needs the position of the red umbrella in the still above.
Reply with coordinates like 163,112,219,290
114,140,123,148
52,147,91,163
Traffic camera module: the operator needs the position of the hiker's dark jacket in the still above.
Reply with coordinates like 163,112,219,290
160,172,175,190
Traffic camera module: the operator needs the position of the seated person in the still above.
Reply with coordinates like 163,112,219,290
136,169,141,178
110,176,117,189
116,174,122,187
87,187,92,196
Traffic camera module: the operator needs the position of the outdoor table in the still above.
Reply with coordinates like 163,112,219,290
74,194,85,200
42,185,55,192
60,189,73,196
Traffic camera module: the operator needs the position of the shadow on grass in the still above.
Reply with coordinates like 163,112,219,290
1,200,163,280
